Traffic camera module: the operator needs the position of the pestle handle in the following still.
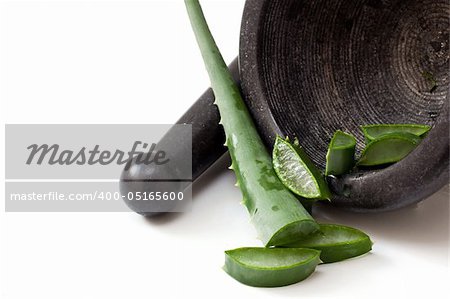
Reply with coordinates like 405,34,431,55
120,58,238,215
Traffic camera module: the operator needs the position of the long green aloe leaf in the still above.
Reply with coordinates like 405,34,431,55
185,0,318,246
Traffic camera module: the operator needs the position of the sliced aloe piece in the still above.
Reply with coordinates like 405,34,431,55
273,136,331,199
283,224,372,263
361,124,430,143
325,130,356,176
223,247,320,287
357,132,421,166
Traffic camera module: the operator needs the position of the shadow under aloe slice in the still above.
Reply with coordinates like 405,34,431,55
282,224,373,263
223,247,321,287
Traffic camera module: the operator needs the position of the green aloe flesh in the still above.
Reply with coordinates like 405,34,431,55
283,224,372,263
273,136,331,199
357,132,422,166
224,247,320,287
361,124,430,143
325,130,356,176
185,0,318,247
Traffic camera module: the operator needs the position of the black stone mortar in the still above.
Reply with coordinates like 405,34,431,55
121,0,449,215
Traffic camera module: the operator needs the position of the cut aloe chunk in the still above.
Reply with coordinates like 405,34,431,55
223,247,320,287
325,130,356,176
361,124,430,143
283,224,372,263
357,132,421,166
273,136,331,199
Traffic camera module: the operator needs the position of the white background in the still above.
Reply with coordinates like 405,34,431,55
0,1,448,298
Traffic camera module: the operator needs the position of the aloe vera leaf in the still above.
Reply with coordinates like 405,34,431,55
185,0,318,246
273,136,331,199
325,130,356,176
357,132,422,166
283,224,372,263
223,247,320,287
361,124,430,143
